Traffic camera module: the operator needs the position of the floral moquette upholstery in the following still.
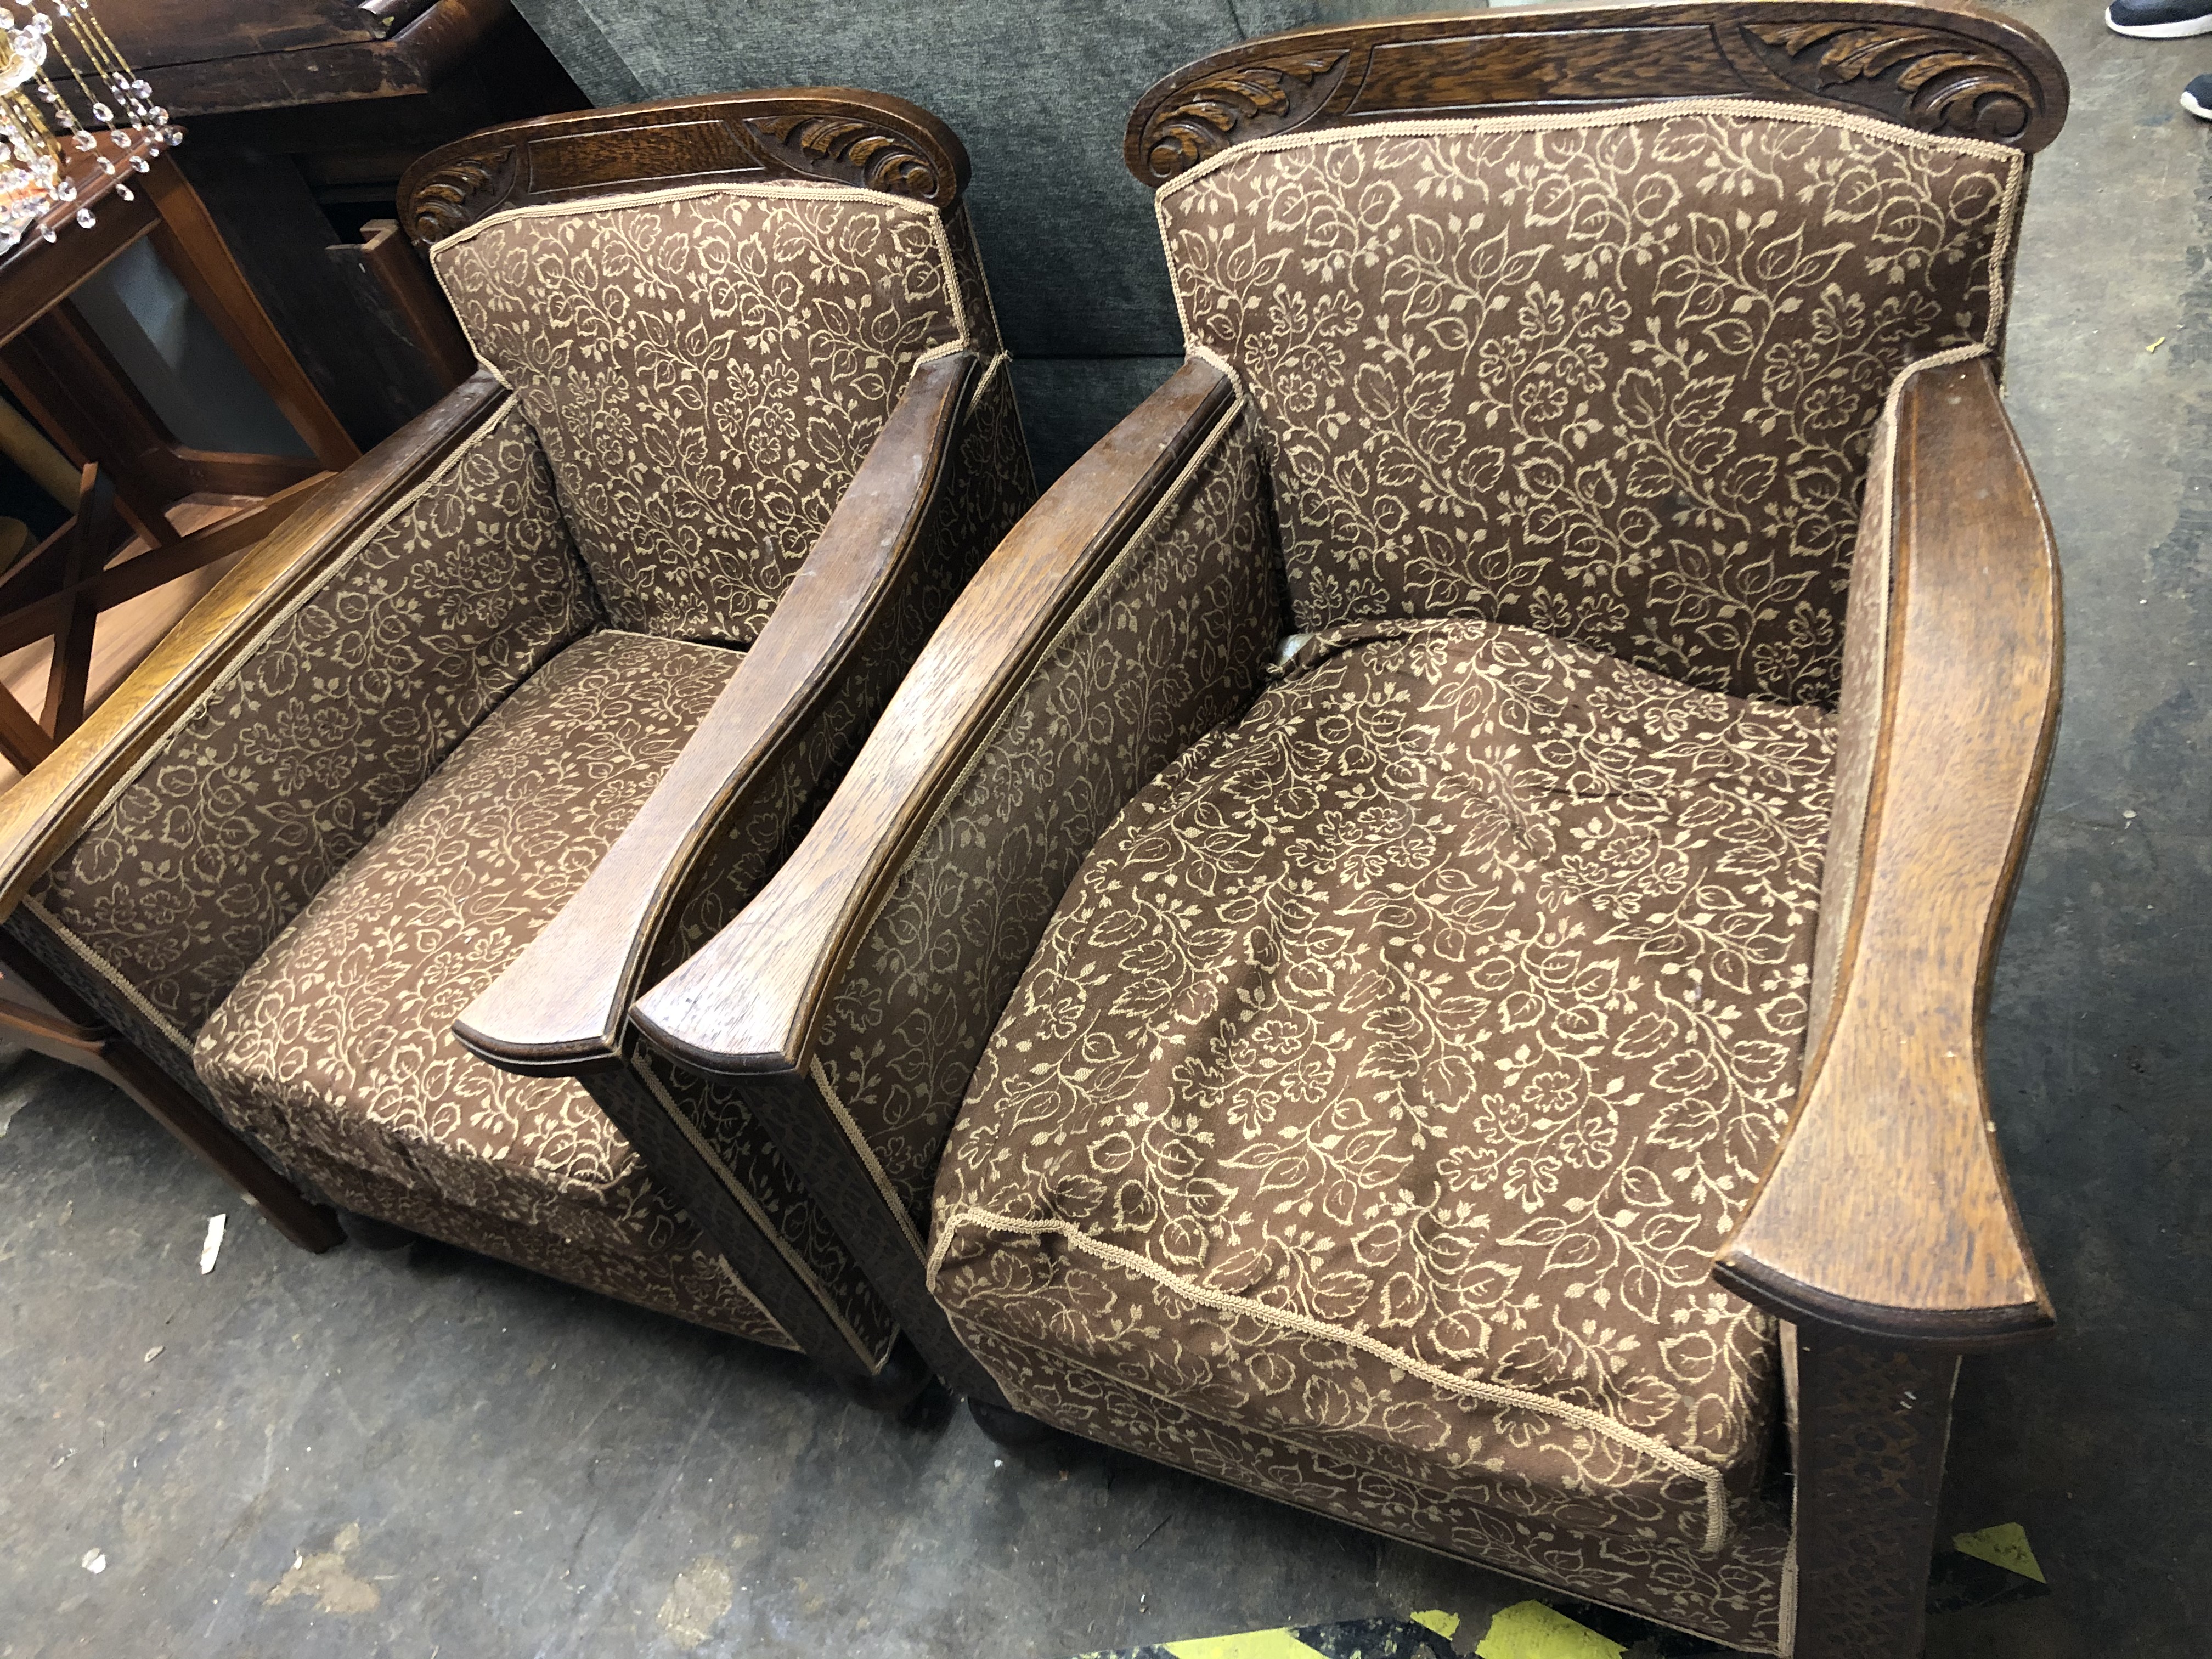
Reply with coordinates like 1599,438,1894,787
1159,104,2020,705
12,171,1029,1350
922,103,2025,1652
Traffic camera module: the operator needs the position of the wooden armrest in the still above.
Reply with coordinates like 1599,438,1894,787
632,357,1239,1078
1712,357,2059,1351
452,351,982,1078
0,371,510,923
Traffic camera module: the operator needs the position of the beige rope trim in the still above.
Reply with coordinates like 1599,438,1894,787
1183,340,1244,396
20,895,195,1056
707,1255,796,1350
69,396,530,837
1157,99,2027,369
809,1057,927,1263
632,1058,891,1372
930,1203,1732,1553
429,177,972,385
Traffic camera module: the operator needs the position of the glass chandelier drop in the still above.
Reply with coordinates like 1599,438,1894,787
0,0,177,255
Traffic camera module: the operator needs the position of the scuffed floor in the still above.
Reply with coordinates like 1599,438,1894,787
2,1,2205,1652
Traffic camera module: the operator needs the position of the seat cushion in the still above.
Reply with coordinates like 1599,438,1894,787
1156,103,2025,704
193,630,781,1342
933,618,1837,1555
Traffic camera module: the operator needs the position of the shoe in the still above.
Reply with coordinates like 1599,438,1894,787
2109,0,2212,37
2187,72,2212,117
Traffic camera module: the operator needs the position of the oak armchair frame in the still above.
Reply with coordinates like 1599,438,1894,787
0,92,1023,1396
687,11,2059,1651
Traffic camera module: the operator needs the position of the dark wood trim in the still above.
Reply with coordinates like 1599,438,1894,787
454,351,982,1077
1786,1324,1960,1658
0,372,508,924
630,358,1238,1079
1125,0,2067,187
0,930,342,1251
580,1062,879,1384
95,0,511,119
325,219,477,392
1713,356,2058,1350
730,1069,1011,1408
398,87,972,248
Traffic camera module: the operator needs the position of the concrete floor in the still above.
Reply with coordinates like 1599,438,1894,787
2,3,2204,1654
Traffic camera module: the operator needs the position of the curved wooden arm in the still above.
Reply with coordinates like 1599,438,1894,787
632,358,1239,1079
0,371,511,925
1712,356,2058,1350
452,352,981,1079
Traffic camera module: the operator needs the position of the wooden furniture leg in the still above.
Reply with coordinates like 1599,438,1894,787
0,931,341,1251
1787,1321,1961,1658
0,307,185,547
40,465,114,738
142,156,360,473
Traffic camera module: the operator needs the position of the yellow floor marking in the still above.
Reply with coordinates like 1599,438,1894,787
1952,1522,2047,1584
1473,1601,1624,1659
1411,1609,1462,1638
1165,1629,1321,1658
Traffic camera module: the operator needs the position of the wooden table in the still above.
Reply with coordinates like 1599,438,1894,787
0,129,359,775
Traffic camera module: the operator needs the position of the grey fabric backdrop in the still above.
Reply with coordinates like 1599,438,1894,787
510,0,1460,482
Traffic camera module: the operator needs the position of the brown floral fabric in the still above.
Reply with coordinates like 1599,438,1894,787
31,402,600,1040
934,618,1837,1557
815,406,1279,1238
190,630,867,1346
433,183,977,645
193,632,742,1257
1156,104,2023,704
317,1156,789,1346
952,1319,1788,1653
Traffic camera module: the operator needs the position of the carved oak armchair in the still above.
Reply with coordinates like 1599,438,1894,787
0,90,1032,1401
628,5,2067,1653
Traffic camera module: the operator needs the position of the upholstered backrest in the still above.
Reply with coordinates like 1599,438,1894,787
432,183,990,645
1156,103,2025,706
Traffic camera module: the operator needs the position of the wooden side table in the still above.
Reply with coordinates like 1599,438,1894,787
0,129,359,776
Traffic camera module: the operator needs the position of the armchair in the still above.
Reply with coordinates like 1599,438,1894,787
0,90,1032,1397
632,5,2065,1654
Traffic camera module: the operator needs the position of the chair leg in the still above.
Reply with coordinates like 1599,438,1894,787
1786,1322,1960,1659
333,1207,420,1251
839,1333,934,1415
968,1397,1059,1448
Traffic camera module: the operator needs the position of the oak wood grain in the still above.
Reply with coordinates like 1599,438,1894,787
452,351,981,1077
399,88,972,248
630,359,1238,1079
0,371,508,924
1713,357,2058,1350
1125,0,2067,187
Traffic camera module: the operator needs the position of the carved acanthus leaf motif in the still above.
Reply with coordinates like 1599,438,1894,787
1138,49,1352,184
1741,21,2036,143
409,145,519,244
743,115,942,202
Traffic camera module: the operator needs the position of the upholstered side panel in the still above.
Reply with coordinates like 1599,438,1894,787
811,407,1281,1243
951,1318,1787,1654
323,1159,792,1347
28,403,601,1042
1158,104,2025,706
432,183,973,645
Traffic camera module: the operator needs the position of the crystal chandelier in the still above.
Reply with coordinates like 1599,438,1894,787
0,1,177,255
